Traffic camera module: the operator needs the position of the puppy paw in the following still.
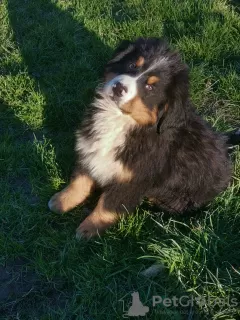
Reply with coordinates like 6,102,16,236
76,210,117,240
48,191,69,214
76,218,98,240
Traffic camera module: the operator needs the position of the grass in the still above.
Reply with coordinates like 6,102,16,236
0,0,240,319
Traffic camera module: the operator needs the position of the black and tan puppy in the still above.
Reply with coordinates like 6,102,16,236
48,38,239,238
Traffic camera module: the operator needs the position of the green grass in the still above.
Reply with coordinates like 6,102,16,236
0,0,240,319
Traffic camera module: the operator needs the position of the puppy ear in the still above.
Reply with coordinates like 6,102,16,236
169,66,189,125
109,40,134,64
157,66,189,133
156,103,168,134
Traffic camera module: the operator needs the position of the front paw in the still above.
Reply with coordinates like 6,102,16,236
76,218,99,240
76,210,118,239
48,191,69,214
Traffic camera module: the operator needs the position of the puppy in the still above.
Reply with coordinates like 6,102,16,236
48,38,239,239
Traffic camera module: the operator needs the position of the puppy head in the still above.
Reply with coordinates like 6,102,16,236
103,38,189,128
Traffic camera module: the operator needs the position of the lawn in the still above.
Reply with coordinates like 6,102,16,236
0,0,240,319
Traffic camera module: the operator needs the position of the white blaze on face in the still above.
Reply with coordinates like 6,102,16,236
103,57,169,108
103,74,138,107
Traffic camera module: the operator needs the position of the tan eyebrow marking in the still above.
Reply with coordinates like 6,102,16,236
135,56,145,67
147,76,160,85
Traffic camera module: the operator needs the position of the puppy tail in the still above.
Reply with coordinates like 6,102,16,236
226,128,240,151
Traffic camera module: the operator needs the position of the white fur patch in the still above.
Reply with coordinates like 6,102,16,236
76,95,137,186
138,57,169,77
104,74,138,107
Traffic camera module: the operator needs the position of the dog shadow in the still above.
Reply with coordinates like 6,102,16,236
7,0,111,179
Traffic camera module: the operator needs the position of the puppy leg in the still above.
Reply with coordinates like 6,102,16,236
76,194,118,239
48,174,95,213
76,184,143,239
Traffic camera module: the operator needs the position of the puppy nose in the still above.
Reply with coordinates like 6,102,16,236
112,82,127,97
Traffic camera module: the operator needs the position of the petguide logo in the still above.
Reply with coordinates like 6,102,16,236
119,292,238,318
120,292,149,317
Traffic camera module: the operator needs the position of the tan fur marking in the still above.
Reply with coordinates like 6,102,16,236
148,197,156,203
122,97,158,125
136,56,145,67
147,76,160,85
164,103,169,112
76,195,118,239
116,165,133,183
48,174,95,213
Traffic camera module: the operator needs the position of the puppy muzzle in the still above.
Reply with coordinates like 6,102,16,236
103,75,138,107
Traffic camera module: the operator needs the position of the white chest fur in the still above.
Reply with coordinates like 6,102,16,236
76,97,136,186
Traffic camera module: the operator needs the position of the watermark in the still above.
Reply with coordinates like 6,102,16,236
120,292,149,318
120,292,238,318
152,295,238,308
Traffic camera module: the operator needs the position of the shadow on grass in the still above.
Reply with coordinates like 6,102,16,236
2,0,111,317
230,0,240,13
7,0,110,176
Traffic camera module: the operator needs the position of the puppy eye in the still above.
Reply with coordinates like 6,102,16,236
129,63,136,69
145,84,153,91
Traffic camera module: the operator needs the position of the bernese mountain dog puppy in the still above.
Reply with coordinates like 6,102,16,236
48,38,239,239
